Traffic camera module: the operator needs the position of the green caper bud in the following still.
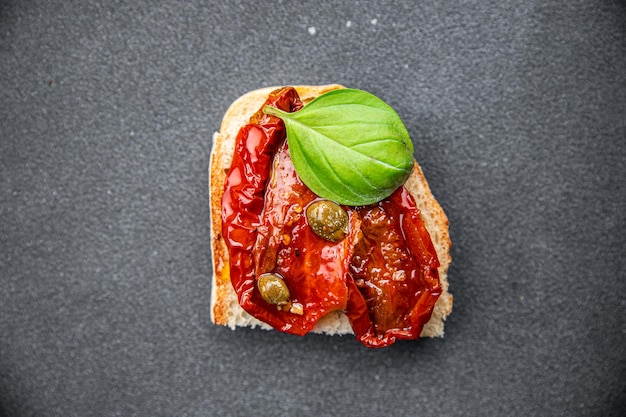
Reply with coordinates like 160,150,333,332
306,200,349,242
257,273,290,305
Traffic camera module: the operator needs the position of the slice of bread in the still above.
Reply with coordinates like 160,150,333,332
209,85,452,338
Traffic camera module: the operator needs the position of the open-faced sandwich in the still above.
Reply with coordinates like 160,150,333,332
209,85,452,348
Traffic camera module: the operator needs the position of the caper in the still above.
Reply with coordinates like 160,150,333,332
306,200,349,242
257,273,290,305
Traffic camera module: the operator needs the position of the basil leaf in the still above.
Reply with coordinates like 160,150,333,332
264,88,414,206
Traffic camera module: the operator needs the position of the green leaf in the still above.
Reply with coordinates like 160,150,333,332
264,89,414,206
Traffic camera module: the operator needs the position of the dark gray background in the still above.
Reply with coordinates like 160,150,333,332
1,0,625,416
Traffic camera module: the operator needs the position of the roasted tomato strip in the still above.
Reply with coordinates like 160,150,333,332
347,187,442,347
252,140,361,333
222,87,441,347
222,87,359,335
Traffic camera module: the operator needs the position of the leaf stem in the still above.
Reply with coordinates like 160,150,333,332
263,105,290,118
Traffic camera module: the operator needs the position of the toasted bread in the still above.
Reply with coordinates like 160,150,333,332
209,85,452,338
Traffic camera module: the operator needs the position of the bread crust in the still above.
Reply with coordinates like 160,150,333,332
209,85,452,338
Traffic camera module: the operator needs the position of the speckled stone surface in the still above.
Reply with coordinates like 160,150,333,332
1,1,625,416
